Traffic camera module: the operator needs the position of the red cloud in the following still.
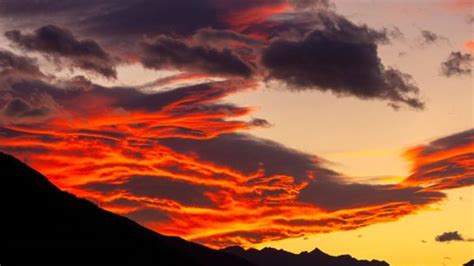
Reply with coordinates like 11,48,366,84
224,2,292,33
1,72,471,248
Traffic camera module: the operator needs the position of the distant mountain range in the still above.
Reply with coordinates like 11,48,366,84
2,152,389,265
222,246,388,266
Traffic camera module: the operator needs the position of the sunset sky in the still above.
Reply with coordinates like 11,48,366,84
0,0,472,265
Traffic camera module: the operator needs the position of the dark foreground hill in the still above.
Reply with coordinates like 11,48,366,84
1,152,252,266
222,246,389,266
2,152,389,265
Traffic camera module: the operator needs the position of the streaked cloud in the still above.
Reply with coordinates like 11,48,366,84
0,66,471,247
0,0,471,250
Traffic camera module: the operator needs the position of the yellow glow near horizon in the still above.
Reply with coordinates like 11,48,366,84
255,187,474,266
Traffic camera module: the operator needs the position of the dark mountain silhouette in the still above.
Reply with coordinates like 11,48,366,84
2,152,253,266
464,259,474,266
222,246,389,266
2,151,390,266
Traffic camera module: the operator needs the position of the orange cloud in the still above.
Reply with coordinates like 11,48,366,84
0,73,472,248
465,40,474,53
402,129,474,191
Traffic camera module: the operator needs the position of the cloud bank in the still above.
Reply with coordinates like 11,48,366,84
0,0,470,249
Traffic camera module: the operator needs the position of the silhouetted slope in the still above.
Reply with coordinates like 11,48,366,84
464,259,474,266
2,152,253,266
222,246,389,266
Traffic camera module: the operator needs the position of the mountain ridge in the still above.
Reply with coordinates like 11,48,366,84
2,152,253,266
2,152,389,265
222,246,389,266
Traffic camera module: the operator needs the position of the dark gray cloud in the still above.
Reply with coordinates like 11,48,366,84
125,208,170,223
420,30,445,45
419,129,474,157
248,118,272,128
5,25,117,78
0,0,108,17
2,98,50,118
159,133,338,182
140,36,253,77
435,231,472,242
0,0,282,40
82,175,217,208
0,49,43,77
0,1,423,109
289,0,332,9
84,0,222,39
4,77,237,113
261,13,423,109
244,11,391,44
441,51,472,77
193,29,264,47
298,181,444,211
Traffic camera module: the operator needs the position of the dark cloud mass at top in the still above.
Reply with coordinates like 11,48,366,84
0,0,426,108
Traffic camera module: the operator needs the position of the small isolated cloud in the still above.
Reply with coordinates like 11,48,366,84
440,51,472,77
420,30,447,46
435,231,473,242
5,25,117,79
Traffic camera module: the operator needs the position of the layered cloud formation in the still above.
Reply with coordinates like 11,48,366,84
0,59,472,247
0,0,426,109
0,0,472,248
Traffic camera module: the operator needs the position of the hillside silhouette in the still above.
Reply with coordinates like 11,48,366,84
2,152,389,265
2,152,252,266
222,246,389,266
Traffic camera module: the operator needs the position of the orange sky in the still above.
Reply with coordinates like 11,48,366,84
0,0,472,265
